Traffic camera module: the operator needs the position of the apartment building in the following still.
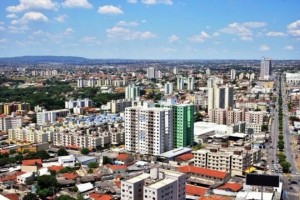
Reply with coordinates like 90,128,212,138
8,128,51,143
164,82,174,95
65,98,93,109
0,102,30,115
0,115,23,132
208,84,234,110
125,106,173,155
193,145,261,176
104,99,132,113
245,123,262,135
36,109,69,125
121,168,186,200
208,109,245,125
125,84,140,100
245,111,265,125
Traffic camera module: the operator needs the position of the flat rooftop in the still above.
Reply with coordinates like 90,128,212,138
125,173,150,184
146,178,175,189
158,147,191,159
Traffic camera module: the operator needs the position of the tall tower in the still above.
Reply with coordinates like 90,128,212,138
77,77,84,88
125,84,140,100
147,67,156,79
164,82,174,95
187,77,195,91
177,76,184,91
260,57,272,80
230,69,236,80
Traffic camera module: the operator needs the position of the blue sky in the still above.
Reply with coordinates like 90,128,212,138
0,0,300,59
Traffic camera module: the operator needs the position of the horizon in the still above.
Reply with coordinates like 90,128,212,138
0,0,299,59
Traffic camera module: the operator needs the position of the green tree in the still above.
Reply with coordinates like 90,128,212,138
277,141,284,151
37,150,50,160
88,162,99,169
102,156,113,165
281,161,291,173
57,148,69,156
261,124,268,132
9,149,16,155
36,175,57,189
56,195,76,200
59,167,75,174
23,193,39,200
278,135,283,140
37,188,52,199
81,148,89,155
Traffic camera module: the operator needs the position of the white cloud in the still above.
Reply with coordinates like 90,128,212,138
212,32,220,37
287,20,300,37
283,45,293,50
259,44,270,51
168,35,179,43
0,39,7,43
55,14,68,23
64,28,74,35
106,26,156,40
220,21,266,40
98,5,123,15
22,12,49,22
6,0,58,13
8,25,28,33
266,32,286,37
189,31,211,43
80,36,101,45
162,47,177,52
116,21,138,27
0,26,5,31
0,21,3,25
141,0,173,5
62,0,92,9
6,13,18,19
127,0,137,3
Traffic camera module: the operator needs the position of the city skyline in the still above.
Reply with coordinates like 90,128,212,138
0,0,300,59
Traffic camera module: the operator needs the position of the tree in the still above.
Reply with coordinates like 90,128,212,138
81,148,89,155
37,150,50,160
102,156,113,165
58,148,69,156
36,175,57,189
56,195,76,200
278,135,283,140
9,149,16,155
88,162,99,169
37,188,52,199
281,161,291,173
59,167,75,174
261,124,268,132
23,193,39,200
277,142,284,151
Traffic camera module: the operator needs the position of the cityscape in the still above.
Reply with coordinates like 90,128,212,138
1,1,300,200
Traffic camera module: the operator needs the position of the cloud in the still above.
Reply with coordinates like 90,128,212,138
0,27,5,31
162,47,177,52
212,32,220,37
283,45,293,50
266,32,286,37
64,28,74,35
8,25,28,33
6,0,58,13
6,14,18,19
127,0,137,3
141,0,173,5
55,14,68,23
80,36,101,45
168,35,179,43
116,21,138,27
98,5,123,15
259,44,270,51
106,26,156,40
0,39,7,43
62,0,92,9
189,31,211,43
220,21,266,40
287,20,300,37
22,12,49,22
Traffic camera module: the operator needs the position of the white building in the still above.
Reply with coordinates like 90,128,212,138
260,57,272,80
125,84,140,100
164,82,174,95
125,106,173,155
36,109,69,125
187,77,195,91
58,155,76,167
230,69,236,80
0,115,23,132
173,67,178,75
286,73,300,86
65,98,93,109
206,68,211,75
177,76,184,90
147,67,156,79
208,84,234,110
77,77,84,88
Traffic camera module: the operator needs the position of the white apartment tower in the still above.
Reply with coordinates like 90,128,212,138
125,106,173,155
206,68,211,75
177,76,184,91
208,84,234,110
230,69,236,80
173,67,178,75
125,84,140,100
147,67,156,79
187,77,195,91
260,57,272,80
164,82,174,95
77,77,84,88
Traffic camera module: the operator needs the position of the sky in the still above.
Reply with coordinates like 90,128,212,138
0,0,300,59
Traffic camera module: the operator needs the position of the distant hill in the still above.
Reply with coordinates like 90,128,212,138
0,56,141,65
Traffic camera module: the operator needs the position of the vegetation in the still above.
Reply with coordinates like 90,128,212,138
23,193,39,200
102,156,113,165
59,166,76,174
80,148,89,155
57,148,69,156
88,162,99,169
56,195,76,200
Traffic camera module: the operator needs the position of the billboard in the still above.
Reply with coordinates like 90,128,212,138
246,174,279,187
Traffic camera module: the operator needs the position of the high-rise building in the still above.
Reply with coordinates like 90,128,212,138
125,106,173,155
206,68,211,75
260,57,272,80
0,102,30,115
230,69,236,80
125,84,140,100
164,82,174,95
77,77,84,88
0,115,23,132
187,77,195,91
147,67,156,79
177,76,184,90
65,98,93,109
173,67,178,75
87,77,96,87
208,84,234,110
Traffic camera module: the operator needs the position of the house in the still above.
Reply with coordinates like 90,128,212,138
21,159,42,172
175,153,194,165
89,193,112,200
115,153,134,166
186,184,208,198
58,155,76,167
76,182,94,193
76,156,97,166
48,165,63,173
17,172,34,184
107,165,127,177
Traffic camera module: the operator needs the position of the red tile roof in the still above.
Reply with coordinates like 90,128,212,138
4,193,19,200
218,183,242,192
22,159,42,166
186,184,208,196
0,171,25,182
108,165,127,171
177,166,228,179
62,173,78,180
116,153,129,161
175,153,194,161
48,165,63,172
199,195,233,200
89,193,112,200
114,181,121,188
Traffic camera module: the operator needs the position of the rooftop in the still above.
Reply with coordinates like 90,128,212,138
158,147,192,159
178,166,228,179
125,173,150,184
22,159,42,166
145,178,175,189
